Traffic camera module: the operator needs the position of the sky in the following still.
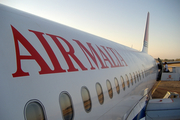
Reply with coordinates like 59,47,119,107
1,0,180,59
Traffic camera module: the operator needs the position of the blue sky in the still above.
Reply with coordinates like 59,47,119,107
1,0,180,59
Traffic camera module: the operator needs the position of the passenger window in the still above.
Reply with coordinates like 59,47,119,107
106,80,113,99
59,92,74,120
121,76,125,91
133,72,136,83
25,100,46,120
139,71,141,80
114,77,120,94
136,72,139,82
81,87,92,113
96,83,104,105
125,74,130,88
129,73,133,85
142,70,144,78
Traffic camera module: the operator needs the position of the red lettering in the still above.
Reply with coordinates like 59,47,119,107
46,34,87,72
96,45,113,68
11,25,127,77
114,49,128,66
107,47,123,67
73,40,107,69
11,25,57,77
101,46,120,68
29,30,66,73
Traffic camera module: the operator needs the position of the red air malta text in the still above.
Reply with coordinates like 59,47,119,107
11,25,128,77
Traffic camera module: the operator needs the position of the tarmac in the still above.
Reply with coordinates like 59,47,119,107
152,81,180,98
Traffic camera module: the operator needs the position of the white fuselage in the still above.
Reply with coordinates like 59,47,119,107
0,4,158,120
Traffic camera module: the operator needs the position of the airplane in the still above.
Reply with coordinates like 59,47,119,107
0,4,160,120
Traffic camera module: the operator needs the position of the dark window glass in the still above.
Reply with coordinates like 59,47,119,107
133,72,136,83
139,71,141,80
114,77,120,94
136,72,139,82
142,70,144,78
125,74,130,88
59,92,74,120
129,73,133,85
96,83,104,104
121,76,125,91
106,80,113,99
81,87,92,113
25,100,46,120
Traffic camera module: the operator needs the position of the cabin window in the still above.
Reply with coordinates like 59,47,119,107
96,83,104,105
136,72,139,82
25,100,46,120
81,87,92,113
125,74,130,88
142,70,144,78
114,77,120,94
121,76,125,91
129,73,133,85
133,72,136,83
106,80,113,99
139,71,141,80
59,92,74,120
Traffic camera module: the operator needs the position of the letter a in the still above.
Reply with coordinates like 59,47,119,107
11,25,55,77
